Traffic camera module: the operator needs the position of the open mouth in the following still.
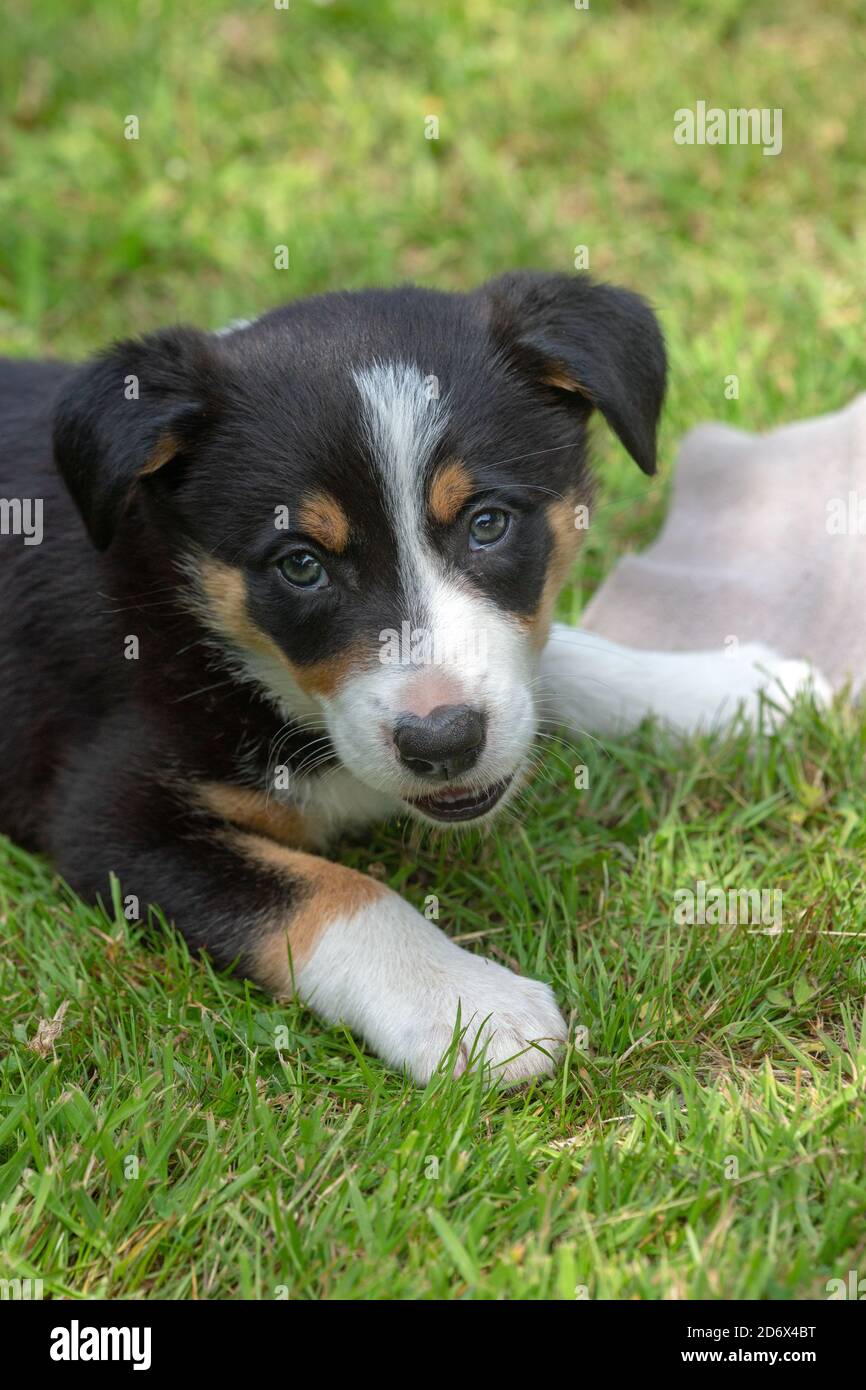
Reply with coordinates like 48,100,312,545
405,776,513,823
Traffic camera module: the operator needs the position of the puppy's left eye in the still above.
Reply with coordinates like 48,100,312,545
469,508,511,549
469,505,511,547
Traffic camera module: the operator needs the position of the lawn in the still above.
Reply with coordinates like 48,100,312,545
1,0,865,1300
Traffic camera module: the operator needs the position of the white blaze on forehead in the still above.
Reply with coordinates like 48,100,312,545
344,359,536,789
352,360,449,617
350,357,527,702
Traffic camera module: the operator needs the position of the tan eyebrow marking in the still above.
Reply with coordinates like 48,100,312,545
297,490,350,553
428,458,473,526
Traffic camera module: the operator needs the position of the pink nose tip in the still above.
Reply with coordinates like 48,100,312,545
398,673,466,720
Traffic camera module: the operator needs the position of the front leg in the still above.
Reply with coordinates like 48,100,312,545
248,835,567,1084
539,623,831,738
51,777,566,1085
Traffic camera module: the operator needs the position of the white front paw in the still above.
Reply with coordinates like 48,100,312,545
397,956,568,1086
298,894,567,1086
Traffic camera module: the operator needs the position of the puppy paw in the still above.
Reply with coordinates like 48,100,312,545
400,961,568,1086
673,642,832,734
297,893,567,1087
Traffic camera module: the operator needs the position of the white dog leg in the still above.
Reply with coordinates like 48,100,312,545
539,624,831,738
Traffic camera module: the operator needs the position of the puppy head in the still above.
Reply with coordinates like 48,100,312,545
54,272,665,824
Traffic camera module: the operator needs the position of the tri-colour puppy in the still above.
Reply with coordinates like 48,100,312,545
0,272,813,1083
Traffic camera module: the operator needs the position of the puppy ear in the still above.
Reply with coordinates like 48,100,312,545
480,271,666,476
53,326,220,550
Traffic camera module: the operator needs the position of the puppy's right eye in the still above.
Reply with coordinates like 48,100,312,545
278,551,329,590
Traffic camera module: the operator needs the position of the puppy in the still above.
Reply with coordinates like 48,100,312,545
0,272,810,1083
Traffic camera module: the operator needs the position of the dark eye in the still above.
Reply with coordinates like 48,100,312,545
278,550,328,590
469,508,511,549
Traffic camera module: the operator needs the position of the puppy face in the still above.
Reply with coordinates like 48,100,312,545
53,273,665,824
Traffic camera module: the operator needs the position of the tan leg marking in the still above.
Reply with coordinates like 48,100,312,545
428,458,474,526
232,831,385,992
195,556,364,697
297,490,350,553
195,782,324,850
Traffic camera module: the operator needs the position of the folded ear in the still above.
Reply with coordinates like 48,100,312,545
53,326,221,550
479,271,666,475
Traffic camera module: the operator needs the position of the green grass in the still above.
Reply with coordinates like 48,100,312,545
1,0,865,1300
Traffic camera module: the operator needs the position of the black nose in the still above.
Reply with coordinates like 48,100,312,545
393,704,486,779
